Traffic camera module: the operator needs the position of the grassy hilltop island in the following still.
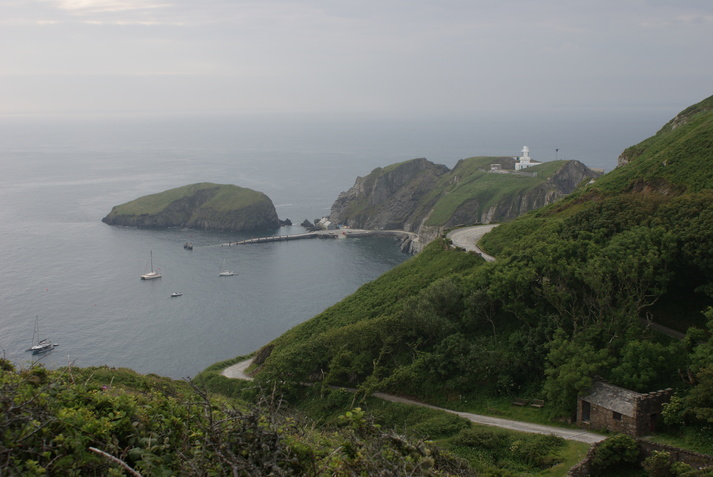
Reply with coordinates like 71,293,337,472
329,155,602,250
102,182,280,231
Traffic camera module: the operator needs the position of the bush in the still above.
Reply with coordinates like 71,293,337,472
590,434,640,476
450,427,565,473
642,451,694,477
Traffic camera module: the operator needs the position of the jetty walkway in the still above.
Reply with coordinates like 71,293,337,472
224,229,415,246
226,232,320,245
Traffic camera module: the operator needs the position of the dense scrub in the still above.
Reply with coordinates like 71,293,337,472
254,95,713,448
0,361,474,476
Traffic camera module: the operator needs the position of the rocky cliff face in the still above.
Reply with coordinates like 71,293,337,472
102,183,279,232
330,158,601,251
329,158,450,231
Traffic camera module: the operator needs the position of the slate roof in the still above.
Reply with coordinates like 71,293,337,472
580,381,641,417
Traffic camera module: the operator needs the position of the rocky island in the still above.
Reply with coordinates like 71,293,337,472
102,182,280,231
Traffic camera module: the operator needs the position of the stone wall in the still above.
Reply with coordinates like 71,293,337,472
639,440,713,471
578,400,638,436
634,389,673,435
567,438,713,476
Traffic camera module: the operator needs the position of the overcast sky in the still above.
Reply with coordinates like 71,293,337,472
1,0,711,116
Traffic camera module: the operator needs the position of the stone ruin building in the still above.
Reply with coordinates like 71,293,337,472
577,380,673,436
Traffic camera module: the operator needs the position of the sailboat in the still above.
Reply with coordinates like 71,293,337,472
140,251,162,280
27,316,57,354
219,259,235,277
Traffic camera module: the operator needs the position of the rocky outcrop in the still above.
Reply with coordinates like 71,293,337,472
330,157,602,250
102,183,279,232
329,158,450,232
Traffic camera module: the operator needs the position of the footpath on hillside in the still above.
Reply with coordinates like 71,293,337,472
220,358,605,444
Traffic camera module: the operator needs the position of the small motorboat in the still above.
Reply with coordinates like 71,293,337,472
170,292,183,298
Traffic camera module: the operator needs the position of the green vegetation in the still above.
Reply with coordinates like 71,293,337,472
109,183,265,216
424,158,567,226
1,361,476,476
6,95,713,474
267,385,586,477
253,94,713,456
596,94,713,195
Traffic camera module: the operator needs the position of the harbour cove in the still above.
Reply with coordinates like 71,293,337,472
0,222,409,379
0,110,675,378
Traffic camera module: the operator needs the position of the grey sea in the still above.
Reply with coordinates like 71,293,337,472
0,108,675,378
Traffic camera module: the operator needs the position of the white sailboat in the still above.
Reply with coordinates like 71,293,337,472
140,251,162,280
219,259,235,277
27,316,57,354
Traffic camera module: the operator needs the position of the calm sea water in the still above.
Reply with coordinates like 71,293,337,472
0,108,676,378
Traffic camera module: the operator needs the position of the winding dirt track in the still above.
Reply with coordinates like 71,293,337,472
221,357,604,444
447,224,499,261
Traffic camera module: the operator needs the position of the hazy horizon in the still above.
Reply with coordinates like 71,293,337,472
1,1,711,117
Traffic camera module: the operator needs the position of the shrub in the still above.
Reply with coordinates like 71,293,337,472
589,434,640,476
450,427,565,473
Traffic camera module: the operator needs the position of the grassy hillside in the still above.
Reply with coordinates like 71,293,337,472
109,183,266,216
425,158,567,226
254,95,713,450
595,94,713,195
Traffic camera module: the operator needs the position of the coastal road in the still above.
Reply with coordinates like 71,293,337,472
221,359,604,444
447,224,499,261
221,359,254,380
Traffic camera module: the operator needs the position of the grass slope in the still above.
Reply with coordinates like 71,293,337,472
577,94,713,196
110,182,267,216
426,158,565,226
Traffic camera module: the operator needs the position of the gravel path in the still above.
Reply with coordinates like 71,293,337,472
447,224,499,261
221,359,604,443
221,358,254,380
373,392,604,444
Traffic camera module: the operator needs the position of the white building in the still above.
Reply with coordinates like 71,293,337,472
514,146,540,171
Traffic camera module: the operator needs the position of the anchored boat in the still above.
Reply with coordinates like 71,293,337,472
140,251,162,280
27,316,58,354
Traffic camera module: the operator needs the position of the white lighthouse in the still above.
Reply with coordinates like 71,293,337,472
515,146,539,171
